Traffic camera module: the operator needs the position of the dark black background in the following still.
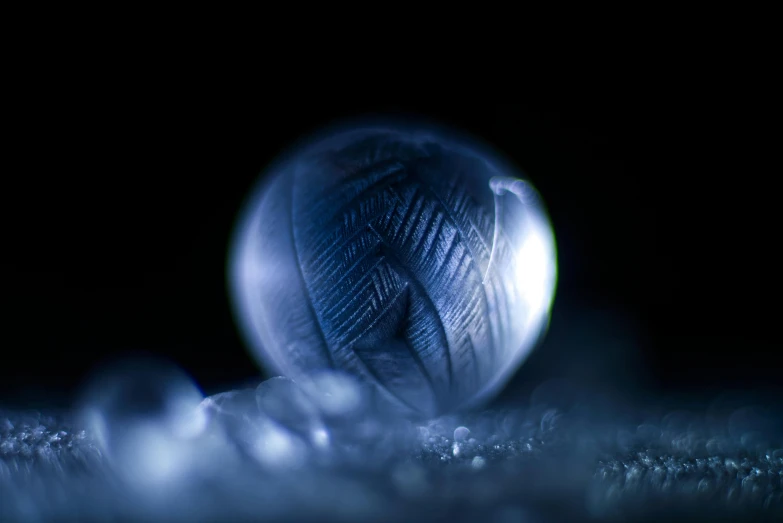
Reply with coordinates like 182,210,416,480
2,75,779,409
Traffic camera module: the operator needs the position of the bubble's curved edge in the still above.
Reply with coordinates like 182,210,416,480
460,213,559,413
226,175,280,378
226,115,560,408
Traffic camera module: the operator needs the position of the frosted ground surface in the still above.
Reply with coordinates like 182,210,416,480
2,369,782,522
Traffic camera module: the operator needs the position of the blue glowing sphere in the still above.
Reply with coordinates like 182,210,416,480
229,121,557,416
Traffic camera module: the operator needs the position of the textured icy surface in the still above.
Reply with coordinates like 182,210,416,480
230,125,558,417
2,375,782,522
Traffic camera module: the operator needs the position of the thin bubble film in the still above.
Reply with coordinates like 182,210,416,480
2,374,782,522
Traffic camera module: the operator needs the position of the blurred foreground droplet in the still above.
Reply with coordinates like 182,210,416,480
256,377,322,437
4,374,783,521
77,356,205,486
200,384,311,470
298,371,366,418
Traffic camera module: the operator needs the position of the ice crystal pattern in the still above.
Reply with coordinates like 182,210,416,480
231,125,557,416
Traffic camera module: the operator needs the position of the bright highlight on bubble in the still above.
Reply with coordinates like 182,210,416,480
514,217,557,331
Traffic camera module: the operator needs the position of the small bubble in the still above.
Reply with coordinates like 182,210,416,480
472,456,486,469
453,426,470,442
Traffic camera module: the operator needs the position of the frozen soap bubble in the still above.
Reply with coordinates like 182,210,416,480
230,119,558,417
77,356,205,486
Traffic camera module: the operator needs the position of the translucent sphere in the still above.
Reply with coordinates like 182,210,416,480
229,121,557,416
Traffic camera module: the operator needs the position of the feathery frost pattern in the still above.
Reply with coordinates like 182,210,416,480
232,127,556,416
